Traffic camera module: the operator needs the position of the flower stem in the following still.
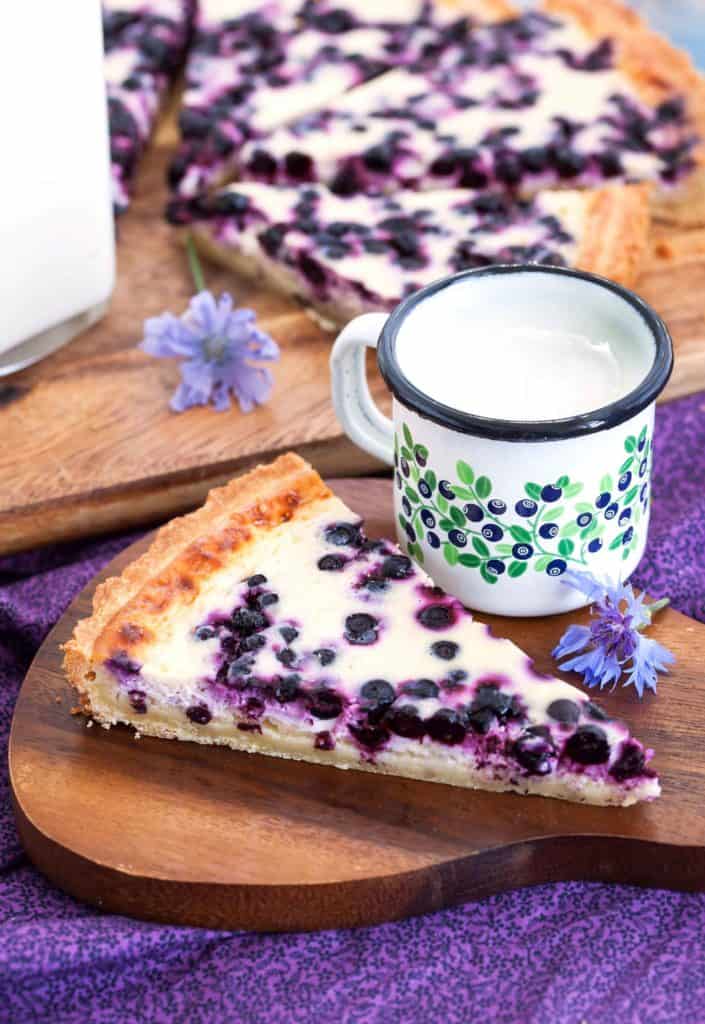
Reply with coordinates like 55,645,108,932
186,234,206,294
647,597,670,617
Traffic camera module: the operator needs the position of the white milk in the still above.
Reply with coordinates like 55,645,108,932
395,272,654,422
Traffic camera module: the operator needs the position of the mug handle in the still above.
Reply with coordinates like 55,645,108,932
330,312,395,466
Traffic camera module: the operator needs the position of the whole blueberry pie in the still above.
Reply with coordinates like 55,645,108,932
64,454,659,806
167,179,649,324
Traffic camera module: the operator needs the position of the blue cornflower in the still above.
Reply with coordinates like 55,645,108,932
552,570,674,698
140,237,279,413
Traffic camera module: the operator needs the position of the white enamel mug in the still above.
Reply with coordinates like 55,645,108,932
330,266,673,617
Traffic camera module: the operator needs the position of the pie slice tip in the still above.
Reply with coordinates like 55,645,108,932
64,454,660,808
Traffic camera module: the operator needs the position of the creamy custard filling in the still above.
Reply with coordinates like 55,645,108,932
97,502,658,802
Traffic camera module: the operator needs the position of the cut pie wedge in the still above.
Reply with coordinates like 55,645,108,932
64,454,659,806
170,180,650,324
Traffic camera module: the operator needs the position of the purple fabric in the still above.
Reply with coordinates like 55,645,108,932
1,393,705,1024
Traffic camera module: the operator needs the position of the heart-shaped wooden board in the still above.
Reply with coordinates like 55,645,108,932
9,478,705,932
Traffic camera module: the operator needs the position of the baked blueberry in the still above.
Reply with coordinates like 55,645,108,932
128,689,147,714
610,741,646,782
427,709,467,745
516,498,538,517
279,626,298,644
386,704,425,739
360,678,396,712
275,676,301,703
431,640,459,660
255,592,279,608
314,647,336,666
381,555,414,579
418,604,454,630
285,151,313,180
308,687,343,719
231,607,268,636
325,522,361,547
348,718,390,749
345,613,378,645
314,731,335,751
547,699,580,725
186,704,212,725
276,648,296,667
247,574,267,587
464,503,484,522
318,554,346,571
564,724,610,765
401,678,439,699
195,625,217,641
513,726,555,775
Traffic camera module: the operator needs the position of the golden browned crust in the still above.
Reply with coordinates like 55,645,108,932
63,454,332,709
575,182,651,287
439,0,517,21
542,0,705,226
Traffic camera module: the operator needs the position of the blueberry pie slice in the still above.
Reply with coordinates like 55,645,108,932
168,0,514,197
169,180,649,324
239,0,705,224
103,0,193,213
64,454,659,806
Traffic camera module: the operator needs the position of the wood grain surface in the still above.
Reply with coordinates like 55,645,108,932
1,102,705,555
9,478,705,933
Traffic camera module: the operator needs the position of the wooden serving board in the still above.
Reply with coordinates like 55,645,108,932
9,478,705,933
1,105,705,557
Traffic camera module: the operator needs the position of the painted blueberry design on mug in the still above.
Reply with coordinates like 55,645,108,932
395,423,651,585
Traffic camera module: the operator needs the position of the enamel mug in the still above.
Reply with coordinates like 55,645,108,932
330,266,673,617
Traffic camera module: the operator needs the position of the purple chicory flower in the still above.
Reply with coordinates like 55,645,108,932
552,570,674,698
140,290,280,413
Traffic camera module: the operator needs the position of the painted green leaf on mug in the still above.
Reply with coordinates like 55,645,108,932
560,521,580,538
403,423,413,449
475,476,492,500
405,487,419,504
625,436,637,453
510,525,532,543
443,543,459,566
449,506,465,527
414,444,428,465
424,469,436,490
624,486,639,505
472,537,490,558
564,482,583,499
437,494,449,514
456,460,475,485
439,518,456,531
508,560,528,578
525,482,541,500
558,538,575,556
619,456,635,474
556,475,569,488
600,474,613,492
609,533,624,551
459,553,482,568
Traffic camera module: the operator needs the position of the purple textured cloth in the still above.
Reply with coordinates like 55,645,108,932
2,393,705,1024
